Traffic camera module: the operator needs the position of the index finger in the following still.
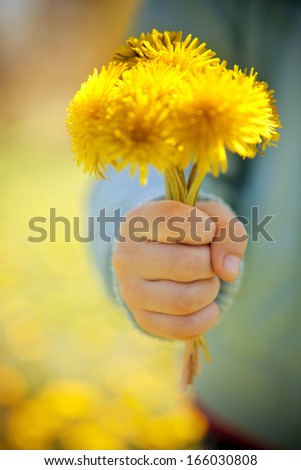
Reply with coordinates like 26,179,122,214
120,200,216,245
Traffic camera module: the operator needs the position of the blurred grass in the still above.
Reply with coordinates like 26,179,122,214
0,115,207,449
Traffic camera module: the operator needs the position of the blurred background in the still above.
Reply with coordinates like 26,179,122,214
1,0,300,450
0,0,207,450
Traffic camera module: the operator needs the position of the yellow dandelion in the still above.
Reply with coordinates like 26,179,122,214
67,61,184,185
113,28,218,72
113,29,182,67
231,65,281,150
66,63,126,178
106,61,190,184
104,63,187,184
173,65,281,176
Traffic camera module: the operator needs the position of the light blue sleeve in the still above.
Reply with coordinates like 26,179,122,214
89,166,165,298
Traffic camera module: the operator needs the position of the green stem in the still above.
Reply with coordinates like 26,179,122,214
165,169,180,201
178,168,188,198
187,163,198,192
169,166,187,202
186,167,207,206
198,335,212,364
165,173,172,200
165,166,188,202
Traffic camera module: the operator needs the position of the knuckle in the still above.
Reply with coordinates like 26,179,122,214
165,200,187,217
146,200,184,220
192,213,214,241
205,216,217,237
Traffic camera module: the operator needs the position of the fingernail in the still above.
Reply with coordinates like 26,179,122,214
223,255,240,277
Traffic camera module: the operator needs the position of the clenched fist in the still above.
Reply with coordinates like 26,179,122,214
113,200,248,340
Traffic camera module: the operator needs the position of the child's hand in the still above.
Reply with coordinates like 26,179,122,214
113,200,248,340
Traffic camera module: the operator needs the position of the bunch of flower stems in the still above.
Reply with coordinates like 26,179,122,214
165,163,212,390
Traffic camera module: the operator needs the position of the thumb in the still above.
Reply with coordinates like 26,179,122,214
197,201,248,282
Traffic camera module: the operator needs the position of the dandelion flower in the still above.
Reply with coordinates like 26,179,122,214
103,62,186,184
66,63,126,178
113,29,218,72
67,61,186,184
173,65,281,176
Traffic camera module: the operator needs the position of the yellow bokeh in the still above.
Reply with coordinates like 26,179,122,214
0,119,207,449
0,1,209,450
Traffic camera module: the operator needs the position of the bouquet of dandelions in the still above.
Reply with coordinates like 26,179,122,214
66,29,280,390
